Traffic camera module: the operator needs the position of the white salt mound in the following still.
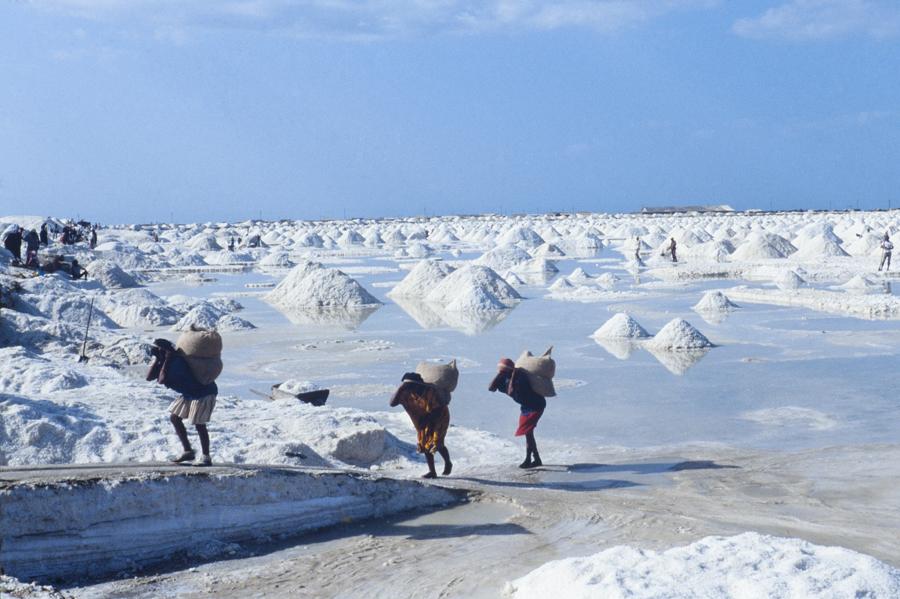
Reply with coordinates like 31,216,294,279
216,313,256,331
591,313,650,340
266,261,381,309
172,304,222,331
504,532,900,599
693,290,739,313
425,265,521,312
567,267,594,283
839,274,879,292
548,277,575,292
388,259,455,299
259,251,295,268
474,246,534,271
86,260,138,289
649,318,713,349
776,269,806,290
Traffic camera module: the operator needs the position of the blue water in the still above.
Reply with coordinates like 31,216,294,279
147,254,900,452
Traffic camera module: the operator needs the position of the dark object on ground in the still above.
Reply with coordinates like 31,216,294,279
251,386,330,406
78,298,95,363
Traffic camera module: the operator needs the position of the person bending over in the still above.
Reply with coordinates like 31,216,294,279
489,358,546,469
147,338,218,466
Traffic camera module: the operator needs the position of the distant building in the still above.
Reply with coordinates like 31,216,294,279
639,204,735,215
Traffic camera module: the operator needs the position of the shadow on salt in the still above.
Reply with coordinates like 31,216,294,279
392,296,514,335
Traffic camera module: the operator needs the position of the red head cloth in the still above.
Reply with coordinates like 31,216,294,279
497,358,515,372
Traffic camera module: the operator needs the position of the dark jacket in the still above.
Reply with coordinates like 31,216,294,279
149,350,218,399
489,368,546,413
24,230,39,252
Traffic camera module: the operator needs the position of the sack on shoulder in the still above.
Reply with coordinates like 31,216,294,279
177,329,223,385
516,347,556,398
415,359,459,393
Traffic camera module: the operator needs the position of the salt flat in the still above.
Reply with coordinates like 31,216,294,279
3,210,900,597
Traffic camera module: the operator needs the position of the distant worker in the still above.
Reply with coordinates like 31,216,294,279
634,236,644,267
23,229,40,268
489,357,548,469
89,227,98,249
879,233,893,272
2,224,22,262
70,259,88,280
666,237,677,263
228,236,235,252
39,223,49,246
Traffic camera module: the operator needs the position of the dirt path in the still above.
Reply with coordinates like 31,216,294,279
75,444,900,599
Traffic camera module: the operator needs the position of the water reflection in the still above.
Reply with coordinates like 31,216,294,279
693,308,730,325
592,338,640,360
645,347,710,376
513,270,558,287
274,305,381,330
393,297,514,335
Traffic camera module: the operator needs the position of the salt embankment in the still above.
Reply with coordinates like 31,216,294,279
0,464,463,582
726,286,900,320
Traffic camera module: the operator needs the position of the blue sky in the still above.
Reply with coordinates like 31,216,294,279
1,0,899,223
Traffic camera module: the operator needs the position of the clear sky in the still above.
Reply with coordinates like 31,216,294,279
1,1,899,223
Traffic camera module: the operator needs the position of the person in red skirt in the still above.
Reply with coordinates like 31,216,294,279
489,357,546,468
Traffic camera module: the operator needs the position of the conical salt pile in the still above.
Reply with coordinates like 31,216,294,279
591,313,650,340
648,318,713,350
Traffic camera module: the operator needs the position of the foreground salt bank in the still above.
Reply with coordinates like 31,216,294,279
0,463,464,583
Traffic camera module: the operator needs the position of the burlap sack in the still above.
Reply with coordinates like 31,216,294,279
415,359,459,393
177,330,223,358
516,347,556,398
177,330,223,385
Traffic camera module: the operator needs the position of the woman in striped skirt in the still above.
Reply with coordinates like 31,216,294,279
147,339,218,467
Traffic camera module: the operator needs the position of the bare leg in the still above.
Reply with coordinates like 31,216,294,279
170,414,191,452
438,447,452,476
423,453,437,478
195,424,210,456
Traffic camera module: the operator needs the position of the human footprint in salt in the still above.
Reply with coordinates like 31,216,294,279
489,353,554,469
389,372,453,479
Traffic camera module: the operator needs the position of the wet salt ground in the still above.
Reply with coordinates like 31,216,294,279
146,255,900,454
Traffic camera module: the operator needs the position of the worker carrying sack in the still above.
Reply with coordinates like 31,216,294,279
176,327,223,385
415,359,459,405
516,347,556,398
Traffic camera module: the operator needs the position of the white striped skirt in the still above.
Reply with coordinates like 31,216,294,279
169,394,217,425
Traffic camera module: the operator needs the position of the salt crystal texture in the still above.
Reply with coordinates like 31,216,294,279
648,318,713,349
266,261,381,309
388,259,455,299
693,290,739,313
591,313,650,340
504,532,900,599
425,265,521,312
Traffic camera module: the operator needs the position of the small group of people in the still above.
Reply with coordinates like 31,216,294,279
633,236,677,266
390,353,552,478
